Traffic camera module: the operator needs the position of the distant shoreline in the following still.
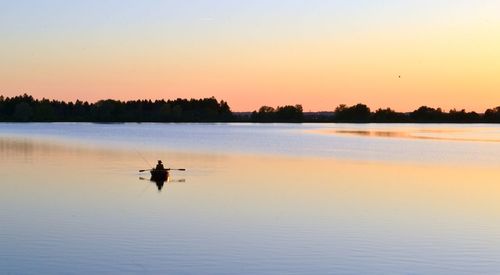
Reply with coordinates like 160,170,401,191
1,121,499,124
1,94,499,123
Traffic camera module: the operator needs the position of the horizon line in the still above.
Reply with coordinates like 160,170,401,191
1,93,498,114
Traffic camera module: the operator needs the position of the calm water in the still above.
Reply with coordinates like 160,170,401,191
1,123,500,274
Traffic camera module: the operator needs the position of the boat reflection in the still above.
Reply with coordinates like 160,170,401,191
139,176,186,192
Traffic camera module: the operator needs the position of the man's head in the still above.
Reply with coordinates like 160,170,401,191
158,160,162,164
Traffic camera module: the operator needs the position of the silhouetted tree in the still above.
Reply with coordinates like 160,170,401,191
0,94,233,122
334,103,371,122
485,106,500,123
448,109,480,123
0,95,4,120
275,105,303,121
372,108,407,122
410,106,446,122
0,94,498,123
251,105,303,122
33,99,56,121
251,106,275,122
14,102,33,121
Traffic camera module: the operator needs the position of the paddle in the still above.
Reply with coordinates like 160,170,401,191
139,168,186,173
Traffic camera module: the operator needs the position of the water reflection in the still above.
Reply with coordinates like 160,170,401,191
318,127,500,143
139,175,186,192
2,130,500,274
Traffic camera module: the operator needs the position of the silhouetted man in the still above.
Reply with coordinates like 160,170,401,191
155,160,165,170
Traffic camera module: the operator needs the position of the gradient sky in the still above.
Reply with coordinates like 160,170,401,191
1,0,499,111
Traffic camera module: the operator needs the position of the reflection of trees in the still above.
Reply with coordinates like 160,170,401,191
0,138,35,158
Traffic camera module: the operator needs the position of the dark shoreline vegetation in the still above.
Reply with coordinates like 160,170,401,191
0,94,499,123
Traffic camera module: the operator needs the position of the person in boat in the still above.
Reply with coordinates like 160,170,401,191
155,160,165,171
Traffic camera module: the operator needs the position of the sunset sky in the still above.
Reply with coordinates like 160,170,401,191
1,0,499,111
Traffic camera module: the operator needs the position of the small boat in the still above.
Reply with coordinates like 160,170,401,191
150,169,169,182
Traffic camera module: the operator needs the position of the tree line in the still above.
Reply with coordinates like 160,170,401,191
0,94,499,123
0,94,232,122
329,104,500,123
250,105,304,122
249,103,500,123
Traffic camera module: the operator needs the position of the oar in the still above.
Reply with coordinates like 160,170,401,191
139,168,186,172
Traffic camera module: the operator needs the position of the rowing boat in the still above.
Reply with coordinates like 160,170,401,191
150,169,169,181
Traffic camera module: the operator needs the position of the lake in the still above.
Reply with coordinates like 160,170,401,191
1,123,500,274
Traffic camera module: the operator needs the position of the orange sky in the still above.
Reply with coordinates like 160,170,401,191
0,1,499,111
